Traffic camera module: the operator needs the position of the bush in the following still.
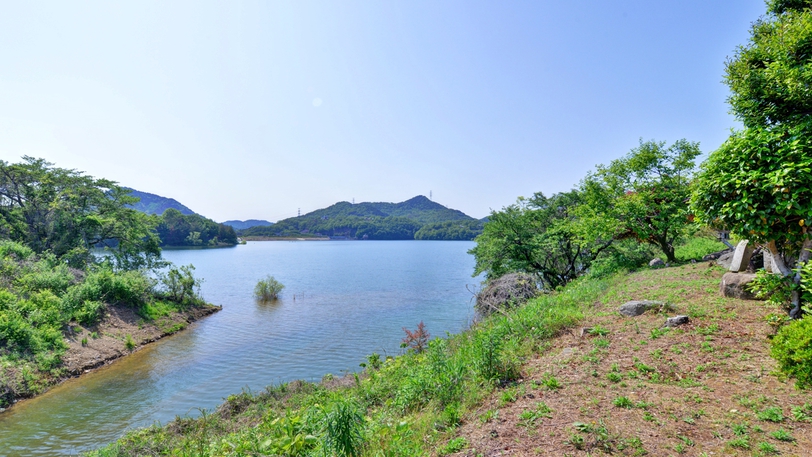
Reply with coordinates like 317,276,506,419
475,272,538,316
771,317,812,389
255,275,284,301
160,265,202,305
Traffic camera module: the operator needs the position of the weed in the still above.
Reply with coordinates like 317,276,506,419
438,437,467,456
606,372,622,383
613,396,633,408
727,436,750,450
480,409,498,423
677,435,694,446
650,327,669,339
518,402,553,427
757,406,784,423
540,374,561,390
588,325,609,336
124,334,136,351
732,423,748,436
401,321,430,353
770,428,794,441
757,441,779,455
695,323,719,336
650,348,663,360
792,403,812,422
593,338,610,348
81,337,88,347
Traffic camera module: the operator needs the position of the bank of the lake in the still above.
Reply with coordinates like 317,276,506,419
1,301,220,412
86,263,812,457
0,240,479,456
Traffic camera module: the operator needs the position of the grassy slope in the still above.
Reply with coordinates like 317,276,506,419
87,264,812,456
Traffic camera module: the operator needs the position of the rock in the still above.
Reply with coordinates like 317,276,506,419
716,250,735,269
729,240,754,272
703,248,732,261
720,272,758,300
663,315,690,327
619,300,665,317
649,258,665,268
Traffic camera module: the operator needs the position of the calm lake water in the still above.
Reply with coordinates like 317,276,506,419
0,240,480,456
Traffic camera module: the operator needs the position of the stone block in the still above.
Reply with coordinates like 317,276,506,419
729,240,754,272
619,300,664,317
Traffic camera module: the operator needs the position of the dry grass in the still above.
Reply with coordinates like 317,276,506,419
451,263,812,456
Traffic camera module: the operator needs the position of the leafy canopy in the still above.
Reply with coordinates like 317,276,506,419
0,157,161,269
579,139,700,263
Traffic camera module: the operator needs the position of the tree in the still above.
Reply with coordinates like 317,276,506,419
470,191,612,289
579,139,701,263
0,157,162,269
692,2,812,317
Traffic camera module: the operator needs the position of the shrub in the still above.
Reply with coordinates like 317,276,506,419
161,264,202,305
475,272,538,316
254,275,284,301
401,321,430,353
771,317,812,389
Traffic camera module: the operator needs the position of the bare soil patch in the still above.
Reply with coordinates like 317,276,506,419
453,264,812,456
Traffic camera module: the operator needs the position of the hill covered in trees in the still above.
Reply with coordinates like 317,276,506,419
221,219,274,230
122,189,238,247
124,188,196,216
240,195,483,240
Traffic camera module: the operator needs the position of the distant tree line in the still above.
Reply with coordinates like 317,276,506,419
156,208,237,247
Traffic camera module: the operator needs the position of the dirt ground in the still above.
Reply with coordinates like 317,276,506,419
61,303,220,375
451,264,812,457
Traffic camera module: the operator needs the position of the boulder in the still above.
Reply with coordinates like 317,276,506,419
703,248,732,261
649,258,665,268
720,272,758,300
663,315,690,328
619,300,664,317
729,240,754,272
715,250,735,269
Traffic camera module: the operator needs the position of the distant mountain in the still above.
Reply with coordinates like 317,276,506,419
240,195,483,240
125,188,196,216
221,219,274,230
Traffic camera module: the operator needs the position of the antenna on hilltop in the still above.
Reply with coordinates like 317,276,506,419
298,208,301,217
430,190,432,200
352,198,355,204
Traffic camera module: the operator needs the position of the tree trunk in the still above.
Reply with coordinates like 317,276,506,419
768,239,812,318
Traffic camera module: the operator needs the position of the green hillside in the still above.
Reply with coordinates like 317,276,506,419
124,188,196,216
240,196,483,240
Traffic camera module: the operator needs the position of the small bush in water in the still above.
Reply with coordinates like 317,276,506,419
255,275,285,301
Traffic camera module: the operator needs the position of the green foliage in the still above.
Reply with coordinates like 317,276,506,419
471,191,612,288
160,265,203,305
254,275,284,301
771,316,812,388
156,208,237,247
124,334,136,351
0,157,163,270
322,398,365,457
579,139,701,263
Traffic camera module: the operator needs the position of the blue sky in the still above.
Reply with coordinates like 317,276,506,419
0,1,765,221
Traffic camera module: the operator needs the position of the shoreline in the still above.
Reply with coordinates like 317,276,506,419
0,303,221,413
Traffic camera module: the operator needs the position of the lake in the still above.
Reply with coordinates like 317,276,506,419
0,240,480,456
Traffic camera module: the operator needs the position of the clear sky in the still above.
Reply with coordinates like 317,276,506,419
0,1,766,221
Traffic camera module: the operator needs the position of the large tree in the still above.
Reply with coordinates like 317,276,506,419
470,191,612,289
579,139,701,263
692,1,812,317
0,157,161,269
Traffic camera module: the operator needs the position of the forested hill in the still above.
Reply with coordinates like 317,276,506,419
221,219,274,230
124,188,237,247
240,195,483,240
125,188,196,216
